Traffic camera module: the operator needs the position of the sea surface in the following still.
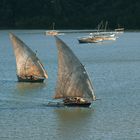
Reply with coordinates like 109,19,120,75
0,30,140,140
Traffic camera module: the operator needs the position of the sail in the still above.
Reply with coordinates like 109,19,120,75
9,33,48,79
54,36,96,101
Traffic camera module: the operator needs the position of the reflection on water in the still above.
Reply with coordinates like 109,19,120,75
54,108,94,140
16,82,46,95
12,81,49,106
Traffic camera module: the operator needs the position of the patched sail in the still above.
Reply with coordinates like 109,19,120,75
9,33,48,81
54,36,96,101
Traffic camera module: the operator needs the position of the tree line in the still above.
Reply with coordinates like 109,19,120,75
0,0,139,29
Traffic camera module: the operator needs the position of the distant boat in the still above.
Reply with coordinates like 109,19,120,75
79,21,120,43
54,36,96,107
78,35,103,43
115,28,124,34
78,31,117,43
78,22,117,43
93,32,117,41
46,22,59,36
46,30,59,36
9,33,48,82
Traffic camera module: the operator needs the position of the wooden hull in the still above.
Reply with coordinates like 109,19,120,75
64,102,91,107
46,31,58,36
78,37,103,43
17,76,44,83
63,97,91,107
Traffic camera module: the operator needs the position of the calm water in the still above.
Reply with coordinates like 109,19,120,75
0,30,140,140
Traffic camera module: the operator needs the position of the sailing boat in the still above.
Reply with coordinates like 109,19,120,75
9,33,48,82
78,21,117,43
54,36,96,107
46,22,58,36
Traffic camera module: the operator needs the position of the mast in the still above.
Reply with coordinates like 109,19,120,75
54,36,96,101
104,21,108,32
52,22,55,30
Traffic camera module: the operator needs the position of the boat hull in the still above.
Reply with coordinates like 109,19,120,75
17,76,44,83
46,31,58,36
78,38,103,43
63,97,91,107
64,102,91,107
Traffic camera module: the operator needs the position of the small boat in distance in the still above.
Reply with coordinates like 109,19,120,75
54,36,96,107
78,21,124,43
115,28,124,34
46,22,58,36
78,35,103,43
9,33,48,82
78,31,117,43
46,30,58,36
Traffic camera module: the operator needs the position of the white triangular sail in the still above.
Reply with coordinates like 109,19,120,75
54,36,96,101
9,33,48,80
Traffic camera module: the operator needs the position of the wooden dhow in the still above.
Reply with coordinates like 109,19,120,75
54,36,96,107
9,33,48,82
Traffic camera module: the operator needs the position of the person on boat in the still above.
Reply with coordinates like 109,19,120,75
30,75,34,80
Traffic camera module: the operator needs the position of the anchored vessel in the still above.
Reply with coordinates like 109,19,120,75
54,36,96,107
78,36,103,43
46,22,59,36
9,33,48,82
